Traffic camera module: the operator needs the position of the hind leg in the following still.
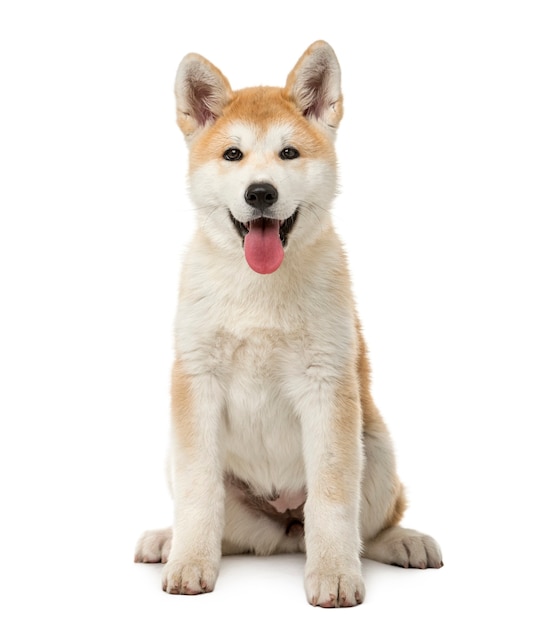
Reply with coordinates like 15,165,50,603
360,412,443,569
221,481,305,556
134,527,172,563
134,481,304,566
364,526,443,569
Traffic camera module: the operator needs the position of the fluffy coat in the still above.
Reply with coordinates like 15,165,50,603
135,41,442,608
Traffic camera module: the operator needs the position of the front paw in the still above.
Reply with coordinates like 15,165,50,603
305,563,365,608
162,558,219,595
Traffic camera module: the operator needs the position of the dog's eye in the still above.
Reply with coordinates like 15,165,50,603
280,147,300,160
223,147,243,161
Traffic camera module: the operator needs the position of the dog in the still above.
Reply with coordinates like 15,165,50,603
134,40,443,608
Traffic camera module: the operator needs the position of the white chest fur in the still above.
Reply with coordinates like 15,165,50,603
174,228,356,497
220,328,306,494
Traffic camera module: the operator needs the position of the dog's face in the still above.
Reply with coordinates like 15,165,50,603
175,42,343,274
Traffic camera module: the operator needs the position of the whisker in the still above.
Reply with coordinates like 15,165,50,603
294,200,333,236
188,203,227,230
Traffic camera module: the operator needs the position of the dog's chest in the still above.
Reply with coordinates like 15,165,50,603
219,330,305,492
175,247,355,494
178,319,305,492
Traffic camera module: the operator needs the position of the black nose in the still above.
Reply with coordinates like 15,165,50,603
244,183,278,210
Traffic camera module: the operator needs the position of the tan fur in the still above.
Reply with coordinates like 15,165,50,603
285,40,344,129
170,358,195,452
188,87,337,172
355,321,408,531
322,371,363,505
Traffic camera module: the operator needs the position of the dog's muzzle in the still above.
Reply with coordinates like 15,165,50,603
228,182,298,274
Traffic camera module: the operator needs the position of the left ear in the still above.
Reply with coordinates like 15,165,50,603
285,40,343,132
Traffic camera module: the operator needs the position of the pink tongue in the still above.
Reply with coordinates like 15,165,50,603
244,219,284,274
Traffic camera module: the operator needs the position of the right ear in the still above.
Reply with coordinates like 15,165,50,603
174,53,233,140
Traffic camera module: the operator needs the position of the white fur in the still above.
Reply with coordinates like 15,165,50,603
188,121,336,254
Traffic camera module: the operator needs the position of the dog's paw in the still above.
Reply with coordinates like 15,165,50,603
161,558,219,595
305,563,365,608
364,526,443,569
134,528,172,563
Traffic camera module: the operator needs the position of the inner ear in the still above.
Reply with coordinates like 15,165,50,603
175,53,232,139
285,40,343,131
185,78,221,126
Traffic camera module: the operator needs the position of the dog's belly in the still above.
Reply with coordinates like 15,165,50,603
221,332,306,498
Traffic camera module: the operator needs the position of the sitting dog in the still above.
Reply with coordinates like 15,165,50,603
135,40,442,608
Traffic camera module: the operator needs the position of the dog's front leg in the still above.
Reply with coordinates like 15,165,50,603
296,369,365,608
161,360,225,595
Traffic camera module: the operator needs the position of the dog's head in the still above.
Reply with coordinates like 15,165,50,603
174,41,343,274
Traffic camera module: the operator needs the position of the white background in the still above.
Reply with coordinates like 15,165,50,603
1,1,540,624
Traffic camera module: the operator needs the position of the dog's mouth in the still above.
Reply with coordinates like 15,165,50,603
229,210,298,275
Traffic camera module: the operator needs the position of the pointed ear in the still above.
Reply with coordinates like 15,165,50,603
285,40,343,132
174,53,233,139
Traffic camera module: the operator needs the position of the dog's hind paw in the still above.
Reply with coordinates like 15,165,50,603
134,527,172,564
364,526,443,569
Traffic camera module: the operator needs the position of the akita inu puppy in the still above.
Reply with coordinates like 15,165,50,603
135,40,442,608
